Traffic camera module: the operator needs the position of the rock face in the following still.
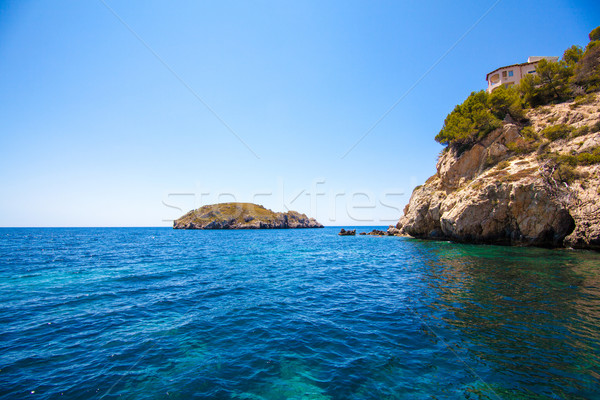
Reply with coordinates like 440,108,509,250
391,94,600,250
173,203,323,229
365,229,387,236
339,229,356,236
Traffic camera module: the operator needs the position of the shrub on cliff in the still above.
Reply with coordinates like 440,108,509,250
488,86,527,121
554,146,600,166
437,26,599,147
435,88,525,146
570,26,600,93
563,45,584,67
518,26,600,105
541,124,573,141
435,91,500,146
520,126,538,140
553,164,579,184
572,41,600,92
590,26,600,42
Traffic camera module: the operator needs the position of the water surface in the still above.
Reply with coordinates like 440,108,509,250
1,227,599,399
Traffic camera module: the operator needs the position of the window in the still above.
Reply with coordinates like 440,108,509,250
502,71,507,78
490,73,500,84
528,70,536,74
508,70,514,77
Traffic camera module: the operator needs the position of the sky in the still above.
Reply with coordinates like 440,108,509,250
0,0,598,227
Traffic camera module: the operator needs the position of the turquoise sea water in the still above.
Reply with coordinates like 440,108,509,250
1,227,599,399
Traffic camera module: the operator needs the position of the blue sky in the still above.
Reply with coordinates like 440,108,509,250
0,0,598,226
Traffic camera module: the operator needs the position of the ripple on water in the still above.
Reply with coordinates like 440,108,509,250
1,228,600,399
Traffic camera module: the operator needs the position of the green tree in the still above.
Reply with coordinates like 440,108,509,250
517,59,573,106
535,59,572,101
572,43,600,92
562,45,583,67
435,91,502,146
517,74,538,107
572,26,600,92
589,26,600,42
488,86,526,121
436,27,600,148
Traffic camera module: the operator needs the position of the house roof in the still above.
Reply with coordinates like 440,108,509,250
485,61,539,81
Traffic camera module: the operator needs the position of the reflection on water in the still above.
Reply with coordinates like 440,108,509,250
412,241,600,398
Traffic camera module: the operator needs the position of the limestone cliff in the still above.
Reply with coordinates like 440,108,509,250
174,202,323,229
390,94,600,250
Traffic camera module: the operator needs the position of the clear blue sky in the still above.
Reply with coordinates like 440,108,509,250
1,0,598,226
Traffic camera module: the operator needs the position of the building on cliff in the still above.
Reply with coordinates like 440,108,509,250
486,56,558,93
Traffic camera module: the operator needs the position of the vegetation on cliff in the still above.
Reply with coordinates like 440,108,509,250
436,26,600,147
393,26,600,250
173,202,323,229
434,88,525,146
393,92,600,248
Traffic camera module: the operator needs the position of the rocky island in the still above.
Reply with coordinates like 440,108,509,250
173,202,323,229
389,29,600,250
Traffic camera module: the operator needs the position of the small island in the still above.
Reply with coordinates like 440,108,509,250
173,202,323,229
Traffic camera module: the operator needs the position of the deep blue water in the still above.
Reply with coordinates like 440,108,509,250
1,227,600,399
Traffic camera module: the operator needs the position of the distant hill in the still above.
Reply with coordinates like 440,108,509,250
173,202,323,229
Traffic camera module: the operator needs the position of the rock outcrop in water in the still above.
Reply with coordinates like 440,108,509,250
358,229,388,236
173,202,323,229
390,94,600,250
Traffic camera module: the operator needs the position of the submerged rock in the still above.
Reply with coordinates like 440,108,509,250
173,203,323,229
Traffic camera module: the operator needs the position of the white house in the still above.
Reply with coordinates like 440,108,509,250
486,56,559,93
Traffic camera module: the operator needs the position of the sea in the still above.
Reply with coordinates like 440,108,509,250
1,227,599,399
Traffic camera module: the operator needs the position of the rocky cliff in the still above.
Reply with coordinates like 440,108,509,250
390,94,600,250
173,202,323,229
